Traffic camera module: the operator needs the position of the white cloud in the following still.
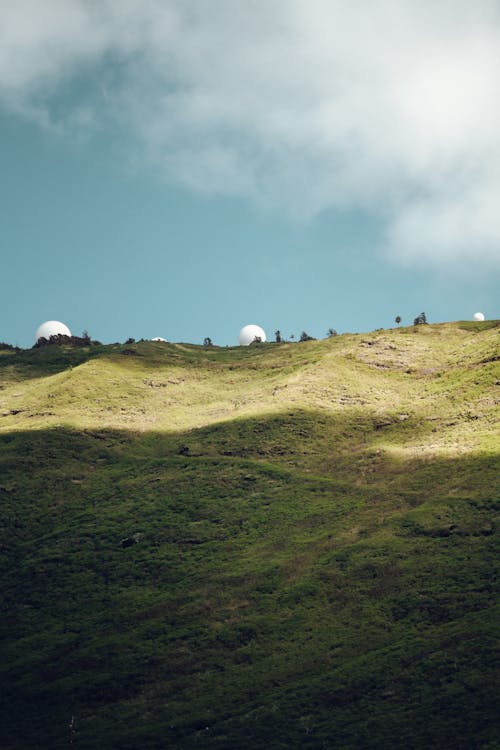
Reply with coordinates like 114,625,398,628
1,0,500,266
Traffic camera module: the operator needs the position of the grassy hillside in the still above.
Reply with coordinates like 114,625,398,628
1,322,499,749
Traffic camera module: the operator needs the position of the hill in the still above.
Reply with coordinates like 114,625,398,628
1,322,499,749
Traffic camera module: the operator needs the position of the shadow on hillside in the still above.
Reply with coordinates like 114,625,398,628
0,336,335,384
0,345,105,380
0,342,209,381
0,417,498,750
0,405,497,488
0,341,206,381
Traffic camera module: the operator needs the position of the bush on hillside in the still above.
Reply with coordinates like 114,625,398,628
299,331,316,342
413,312,428,326
33,334,100,349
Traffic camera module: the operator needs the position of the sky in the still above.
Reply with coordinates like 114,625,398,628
1,0,499,348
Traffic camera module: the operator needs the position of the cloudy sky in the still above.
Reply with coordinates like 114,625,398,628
1,0,498,346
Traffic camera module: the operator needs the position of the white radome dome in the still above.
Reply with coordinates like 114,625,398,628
239,324,267,346
35,320,71,342
152,337,167,342
473,312,485,322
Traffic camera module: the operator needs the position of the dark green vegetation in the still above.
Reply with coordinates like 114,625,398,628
1,323,499,749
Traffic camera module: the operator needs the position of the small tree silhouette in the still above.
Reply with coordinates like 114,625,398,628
395,316,402,326
275,330,282,343
299,331,315,342
413,312,427,326
327,328,338,338
203,337,213,347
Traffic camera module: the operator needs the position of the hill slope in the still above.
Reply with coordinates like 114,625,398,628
1,322,499,749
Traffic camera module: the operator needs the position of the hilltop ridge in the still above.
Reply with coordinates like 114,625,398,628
0,321,499,749
1,321,498,439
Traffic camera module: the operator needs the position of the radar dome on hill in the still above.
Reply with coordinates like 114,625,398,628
35,320,71,342
473,312,485,322
239,324,266,346
151,337,167,342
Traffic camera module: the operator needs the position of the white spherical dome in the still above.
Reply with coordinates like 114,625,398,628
35,320,71,342
151,337,167,342
473,312,485,322
239,324,267,346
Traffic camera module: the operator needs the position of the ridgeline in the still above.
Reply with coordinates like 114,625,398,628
1,322,499,749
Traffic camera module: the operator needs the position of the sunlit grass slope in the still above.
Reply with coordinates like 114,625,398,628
1,322,499,749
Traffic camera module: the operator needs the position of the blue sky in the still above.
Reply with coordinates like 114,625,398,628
1,1,498,348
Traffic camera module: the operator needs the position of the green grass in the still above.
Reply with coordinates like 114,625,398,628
0,323,499,749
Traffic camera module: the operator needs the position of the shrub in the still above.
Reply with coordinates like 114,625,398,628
413,312,428,326
33,334,96,349
299,331,316,342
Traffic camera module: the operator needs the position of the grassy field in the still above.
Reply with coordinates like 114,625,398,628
0,322,499,749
